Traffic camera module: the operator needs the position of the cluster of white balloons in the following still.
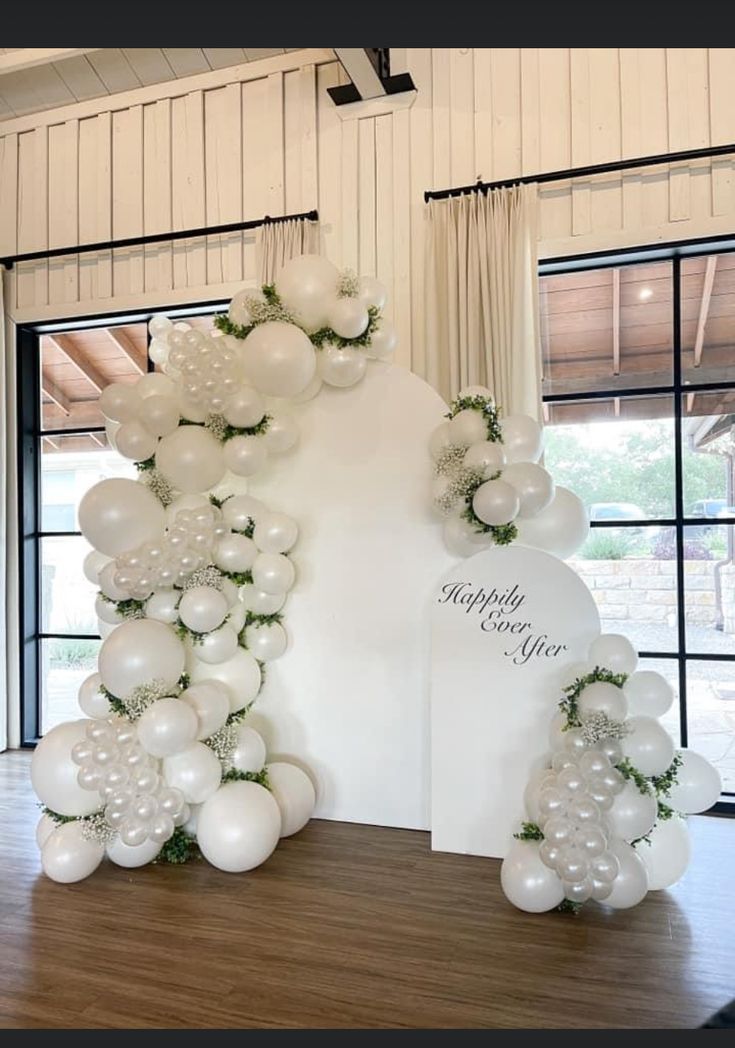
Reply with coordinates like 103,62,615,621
33,252,400,883
430,387,589,560
502,633,722,913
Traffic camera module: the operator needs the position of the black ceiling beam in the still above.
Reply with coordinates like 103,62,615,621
328,48,415,106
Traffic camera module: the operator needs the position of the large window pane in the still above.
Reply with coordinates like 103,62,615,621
41,536,99,635
41,637,101,734
544,395,675,518
686,660,735,796
41,431,135,532
638,656,681,746
682,388,735,518
683,524,735,656
540,261,673,397
681,255,735,386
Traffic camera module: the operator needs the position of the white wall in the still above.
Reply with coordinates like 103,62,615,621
2,47,735,381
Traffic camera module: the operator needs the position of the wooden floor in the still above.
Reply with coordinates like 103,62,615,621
1,751,734,1029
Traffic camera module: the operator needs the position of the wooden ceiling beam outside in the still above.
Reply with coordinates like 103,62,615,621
40,371,71,415
46,333,107,393
106,328,147,374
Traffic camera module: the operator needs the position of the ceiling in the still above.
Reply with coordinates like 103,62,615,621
0,48,306,121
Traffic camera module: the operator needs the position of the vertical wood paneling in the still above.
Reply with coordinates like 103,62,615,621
204,83,242,285
357,119,376,276
143,99,172,293
708,48,735,216
316,62,343,268
519,49,540,176
391,105,411,366
666,49,693,221
472,49,492,182
431,49,451,192
283,69,302,214
538,48,571,241
570,49,592,236
48,119,79,303
78,113,112,301
0,133,18,256
265,73,285,213
619,49,643,231
638,48,669,230
449,49,474,186
299,65,318,210
16,126,47,308
242,76,269,282
111,104,143,296
490,48,522,182
340,117,358,273
588,49,621,234
407,48,433,377
171,91,205,288
375,113,394,313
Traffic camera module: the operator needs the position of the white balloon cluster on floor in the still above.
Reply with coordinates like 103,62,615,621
31,254,396,883
502,633,722,913
429,389,589,559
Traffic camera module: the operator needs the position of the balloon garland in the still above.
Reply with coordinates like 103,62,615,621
32,254,396,883
502,633,722,912
428,388,590,560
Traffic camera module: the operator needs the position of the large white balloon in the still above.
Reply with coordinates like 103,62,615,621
319,345,367,388
41,822,105,884
357,275,387,311
472,479,520,526
31,720,103,816
263,414,299,454
327,298,369,339
365,320,396,360
179,681,231,740
78,672,112,719
500,839,565,913
213,534,257,574
666,750,722,813
78,479,165,557
514,486,589,560
36,812,58,850
155,426,226,494
106,834,162,868
267,762,316,837
223,435,268,477
501,462,555,518
136,696,198,757
637,816,691,890
442,515,492,558
588,633,638,675
241,321,317,398
239,586,285,616
604,839,649,909
196,781,281,872
275,254,340,331
624,671,674,718
607,780,658,842
190,648,261,712
146,591,180,625
98,618,185,698
620,716,675,777
499,414,543,463
162,742,222,804
223,387,265,429
230,725,266,773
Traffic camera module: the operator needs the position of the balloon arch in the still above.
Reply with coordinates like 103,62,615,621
31,254,721,915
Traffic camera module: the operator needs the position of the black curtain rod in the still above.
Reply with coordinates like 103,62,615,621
0,209,319,270
424,143,735,202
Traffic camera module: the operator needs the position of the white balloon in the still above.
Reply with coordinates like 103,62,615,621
95,594,122,625
253,513,298,554
115,420,158,462
36,812,57,850
442,515,492,558
223,387,265,429
357,275,387,311
165,493,210,525
608,780,658,842
327,297,369,339
178,394,207,423
138,394,180,437
449,409,488,447
242,321,316,398
99,383,141,423
106,834,162,868
148,339,170,365
83,550,111,585
500,414,543,464
515,487,589,560
501,462,555,518
98,618,185,698
179,586,229,634
604,839,649,909
267,762,315,837
197,781,281,872
365,320,396,359
223,434,268,477
263,414,299,454
577,681,628,721
225,601,247,633
244,621,288,662
194,624,240,665
500,839,565,913
31,720,102,816
212,534,257,575
136,372,177,400
588,633,638,676
637,816,691,890
146,590,179,624
623,671,674,718
252,553,295,595
179,681,231,740
239,585,285,616
472,479,520,526
291,375,323,402
183,803,201,837
429,422,454,460
275,254,339,331
620,716,675,777
98,561,130,601
667,750,722,813
78,479,165,557
463,441,505,478
458,385,493,400
318,345,367,388
163,742,222,804
230,725,267,773
229,288,256,327
41,822,105,884
523,765,554,823
137,696,198,757
190,648,261,712
78,673,112,719
221,494,266,532
149,314,173,339
156,426,226,494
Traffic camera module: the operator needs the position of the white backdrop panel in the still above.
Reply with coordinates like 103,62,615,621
247,362,453,829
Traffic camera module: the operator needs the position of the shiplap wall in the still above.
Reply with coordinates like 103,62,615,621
2,47,735,375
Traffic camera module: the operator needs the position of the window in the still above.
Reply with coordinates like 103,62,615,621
18,308,222,742
540,248,735,809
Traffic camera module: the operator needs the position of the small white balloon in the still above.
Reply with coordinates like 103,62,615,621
244,621,288,662
267,762,316,837
41,822,105,884
275,254,340,331
604,839,649,909
95,594,122,625
223,387,265,429
83,550,111,585
319,345,367,388
136,696,199,758
239,586,286,616
500,839,566,913
213,534,257,573
179,586,229,634
197,781,281,873
138,394,180,437
607,781,658,843
223,434,268,477
253,513,298,554
472,479,520,526
146,591,179,624
98,561,131,601
577,681,628,721
194,624,240,665
620,716,675,777
242,321,317,398
263,414,299,454
106,834,162,868
449,409,488,447
667,750,722,814
500,414,543,464
637,816,691,890
624,671,674,718
365,320,396,359
149,314,173,339
156,426,226,494
588,633,638,676
252,553,295,595
458,385,493,400
229,289,255,327
137,372,177,400
230,725,267,774
463,441,506,478
99,383,142,423
357,274,387,310
327,297,369,339
78,673,112,719
163,742,222,804
179,680,231,740
221,494,266,532
190,648,261,712
501,462,555,518
442,515,492,558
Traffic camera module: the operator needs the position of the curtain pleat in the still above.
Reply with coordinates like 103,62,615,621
256,217,320,284
424,184,541,418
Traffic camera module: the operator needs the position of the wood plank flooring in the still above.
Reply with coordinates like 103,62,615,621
0,749,733,1029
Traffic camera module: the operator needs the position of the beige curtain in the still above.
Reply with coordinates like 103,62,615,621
424,184,541,418
256,217,320,284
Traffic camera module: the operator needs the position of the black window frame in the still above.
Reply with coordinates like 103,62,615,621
541,240,735,815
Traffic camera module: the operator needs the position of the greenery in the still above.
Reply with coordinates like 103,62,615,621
556,899,583,914
221,767,271,789
310,305,381,350
513,821,544,841
650,754,683,797
579,530,636,561
155,828,199,864
559,667,629,728
447,394,503,443
616,757,653,796
135,456,157,473
174,619,206,646
98,593,147,621
48,638,99,668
